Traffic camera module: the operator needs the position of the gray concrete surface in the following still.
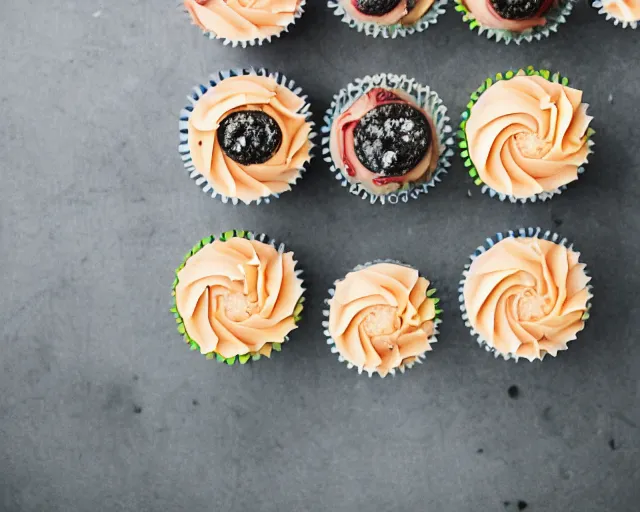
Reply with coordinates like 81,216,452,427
1,1,639,511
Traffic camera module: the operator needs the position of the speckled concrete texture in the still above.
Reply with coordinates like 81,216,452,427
1,1,639,511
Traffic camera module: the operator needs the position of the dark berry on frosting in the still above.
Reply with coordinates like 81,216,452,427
217,110,282,165
353,103,432,177
490,0,544,20
353,0,403,16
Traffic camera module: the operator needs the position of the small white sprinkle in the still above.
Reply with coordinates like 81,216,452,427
92,10,102,18
608,93,613,103
467,190,472,198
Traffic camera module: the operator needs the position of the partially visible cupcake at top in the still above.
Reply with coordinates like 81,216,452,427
179,69,314,205
459,67,594,203
328,0,449,38
454,0,574,43
323,261,442,377
593,0,639,28
460,228,592,362
323,73,453,205
184,0,306,46
171,231,305,365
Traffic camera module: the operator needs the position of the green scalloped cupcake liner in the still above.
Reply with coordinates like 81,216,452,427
459,66,596,203
170,230,305,365
454,0,574,44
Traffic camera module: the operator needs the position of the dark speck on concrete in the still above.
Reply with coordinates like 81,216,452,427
133,374,139,381
508,385,519,399
192,399,199,406
542,406,552,421
133,405,143,414
609,438,616,450
517,500,528,510
503,501,510,507
477,448,484,454
553,217,563,227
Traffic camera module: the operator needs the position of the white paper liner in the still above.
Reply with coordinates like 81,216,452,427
458,227,594,362
321,73,454,205
592,1,639,29
178,68,316,206
322,259,442,378
172,230,306,364
327,0,450,38
454,0,575,44
184,0,306,47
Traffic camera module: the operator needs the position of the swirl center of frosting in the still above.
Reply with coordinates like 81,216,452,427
223,292,258,322
362,305,400,337
514,131,553,159
514,289,550,321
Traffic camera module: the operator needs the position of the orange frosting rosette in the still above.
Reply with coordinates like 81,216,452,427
598,0,640,24
326,262,440,377
462,235,591,361
341,0,437,25
465,71,593,199
186,73,313,204
174,233,305,362
184,0,303,44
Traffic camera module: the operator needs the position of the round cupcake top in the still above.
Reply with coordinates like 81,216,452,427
463,0,553,31
328,262,438,377
343,0,437,25
465,71,592,199
184,0,302,43
187,74,313,204
463,237,591,361
600,0,640,22
329,87,438,196
175,236,304,359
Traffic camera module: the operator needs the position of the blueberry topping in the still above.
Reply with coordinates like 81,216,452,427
353,102,432,177
217,110,282,166
490,0,543,20
353,0,403,16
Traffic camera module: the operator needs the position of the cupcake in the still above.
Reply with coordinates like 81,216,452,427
323,261,442,377
184,0,306,47
592,0,639,28
459,228,593,362
179,69,315,205
459,67,595,203
171,230,305,365
454,0,574,43
328,0,449,38
322,73,454,205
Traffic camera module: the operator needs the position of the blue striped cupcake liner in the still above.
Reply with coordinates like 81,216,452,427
454,0,574,44
458,227,593,362
322,259,443,377
171,230,306,365
321,73,454,205
184,0,307,47
178,68,316,206
592,1,638,29
327,0,450,38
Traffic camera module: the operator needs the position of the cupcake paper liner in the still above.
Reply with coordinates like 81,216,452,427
178,68,316,206
322,259,443,377
459,67,596,203
592,1,638,29
170,230,305,365
321,73,454,205
327,0,450,38
454,0,574,44
186,0,307,47
458,227,593,362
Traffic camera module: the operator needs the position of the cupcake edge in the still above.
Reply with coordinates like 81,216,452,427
185,0,307,47
454,0,575,44
459,66,596,204
179,68,316,206
327,0,450,38
171,230,306,365
458,227,593,362
322,259,443,378
592,1,639,29
321,73,455,205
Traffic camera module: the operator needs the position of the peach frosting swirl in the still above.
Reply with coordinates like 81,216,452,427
341,0,436,25
601,0,640,22
175,237,304,358
463,0,551,31
329,88,439,196
184,0,302,42
465,72,592,198
328,263,437,376
188,75,313,204
463,237,591,361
